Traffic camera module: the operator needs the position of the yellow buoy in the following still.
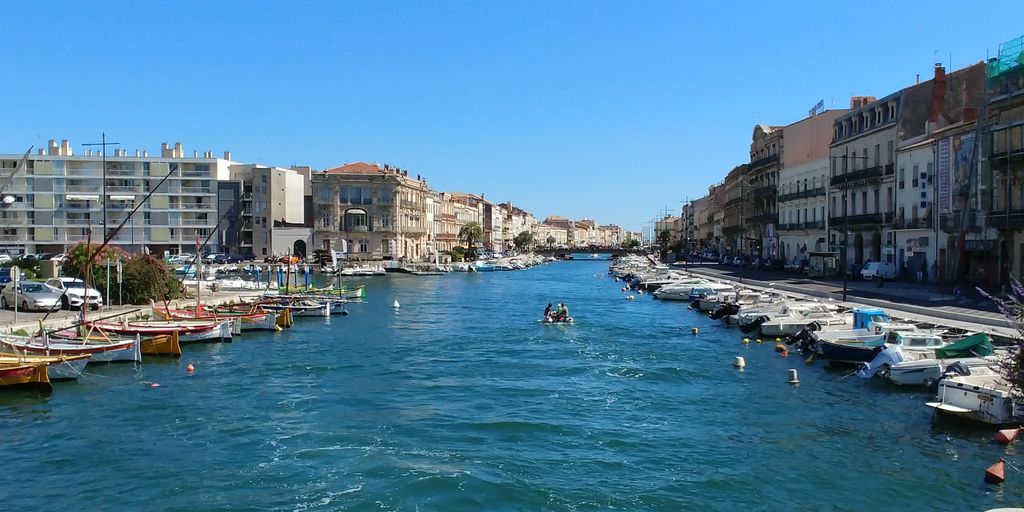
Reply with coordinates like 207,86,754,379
742,338,750,344
691,327,699,335
755,338,762,344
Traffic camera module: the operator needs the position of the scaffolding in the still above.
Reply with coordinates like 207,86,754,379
987,35,1024,96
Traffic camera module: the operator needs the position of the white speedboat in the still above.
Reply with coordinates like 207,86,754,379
697,290,738,312
857,333,997,386
758,303,848,337
927,371,1024,425
650,279,710,301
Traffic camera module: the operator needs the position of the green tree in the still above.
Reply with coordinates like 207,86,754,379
121,253,183,304
656,229,671,248
981,280,1024,396
513,231,534,252
61,243,126,290
458,222,484,257
622,239,640,249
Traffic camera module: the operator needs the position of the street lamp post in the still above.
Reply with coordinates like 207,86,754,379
842,230,850,302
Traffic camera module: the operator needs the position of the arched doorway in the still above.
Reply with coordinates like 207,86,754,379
293,240,307,259
854,233,864,265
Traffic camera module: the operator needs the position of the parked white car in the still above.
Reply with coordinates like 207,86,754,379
860,261,897,280
44,277,104,310
0,254,11,264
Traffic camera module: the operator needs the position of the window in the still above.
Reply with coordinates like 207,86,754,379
861,191,867,215
926,162,934,184
887,140,894,164
873,189,880,214
832,197,837,217
912,164,919,187
862,148,868,167
261,175,268,184
358,239,368,253
853,117,859,133
887,187,893,212
874,144,880,166
262,247,267,255
899,167,905,189
378,188,393,205
888,102,896,119
850,194,855,215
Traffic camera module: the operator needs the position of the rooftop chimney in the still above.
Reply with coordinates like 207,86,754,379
916,73,920,84
928,65,947,124
193,150,199,158
143,150,148,157
174,142,183,158
161,143,173,158
135,149,141,157
223,150,231,160
48,139,58,155
61,140,71,156
38,148,45,155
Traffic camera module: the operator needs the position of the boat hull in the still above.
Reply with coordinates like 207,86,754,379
0,363,51,390
141,333,182,357
813,340,883,363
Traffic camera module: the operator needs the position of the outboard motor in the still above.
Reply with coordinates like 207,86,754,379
944,360,972,377
787,328,816,353
739,315,769,334
710,303,739,320
806,321,822,332
689,299,701,310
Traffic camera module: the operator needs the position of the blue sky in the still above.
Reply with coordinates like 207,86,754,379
2,1,1021,231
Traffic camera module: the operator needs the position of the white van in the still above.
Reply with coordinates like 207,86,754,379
860,262,896,280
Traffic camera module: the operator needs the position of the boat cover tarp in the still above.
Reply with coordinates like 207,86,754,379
934,333,994,359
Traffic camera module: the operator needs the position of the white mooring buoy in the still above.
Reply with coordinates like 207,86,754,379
734,356,746,369
787,369,800,384
393,300,400,309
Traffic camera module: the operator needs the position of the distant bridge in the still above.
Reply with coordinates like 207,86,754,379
533,248,650,259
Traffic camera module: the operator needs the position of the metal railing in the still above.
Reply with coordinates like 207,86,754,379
749,153,779,170
830,212,893,226
778,187,826,202
831,165,886,186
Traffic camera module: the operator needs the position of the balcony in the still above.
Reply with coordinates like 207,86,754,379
778,187,826,202
751,185,777,198
180,203,215,210
180,187,215,195
106,186,142,194
830,212,893,227
400,199,423,210
402,225,430,235
725,195,746,207
831,165,888,187
988,210,1024,230
893,217,932,229
343,225,370,232
749,154,779,170
777,221,825,231
746,212,778,225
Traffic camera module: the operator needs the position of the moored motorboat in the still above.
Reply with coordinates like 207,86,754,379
927,371,1024,426
857,333,997,386
757,303,848,337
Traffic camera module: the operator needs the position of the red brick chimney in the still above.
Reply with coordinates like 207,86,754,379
929,64,946,124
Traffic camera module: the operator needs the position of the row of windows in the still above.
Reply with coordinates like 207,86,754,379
834,102,898,142
897,163,933,190
779,207,826,224
830,187,894,216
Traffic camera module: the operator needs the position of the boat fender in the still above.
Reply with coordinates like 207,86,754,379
186,363,195,374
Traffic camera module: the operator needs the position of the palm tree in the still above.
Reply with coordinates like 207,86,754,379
458,222,484,257
546,235,556,248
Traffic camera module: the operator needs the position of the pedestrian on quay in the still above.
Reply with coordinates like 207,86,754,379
930,260,938,283
917,259,926,284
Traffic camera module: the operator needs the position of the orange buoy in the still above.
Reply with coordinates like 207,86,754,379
186,363,196,374
995,428,1021,445
985,458,1006,484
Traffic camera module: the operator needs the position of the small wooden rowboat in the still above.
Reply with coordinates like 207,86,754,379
0,354,91,380
0,361,52,391
1,333,141,363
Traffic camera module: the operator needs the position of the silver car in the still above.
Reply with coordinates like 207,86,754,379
0,282,62,312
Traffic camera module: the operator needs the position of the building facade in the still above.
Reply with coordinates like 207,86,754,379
747,125,783,259
0,140,233,257
312,162,430,261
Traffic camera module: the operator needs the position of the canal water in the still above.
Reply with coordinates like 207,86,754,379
1,257,1019,510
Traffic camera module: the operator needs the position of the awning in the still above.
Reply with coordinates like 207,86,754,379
344,208,367,215
109,195,136,201
66,194,99,201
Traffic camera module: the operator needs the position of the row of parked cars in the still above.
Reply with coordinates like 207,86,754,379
0,253,68,265
0,277,104,312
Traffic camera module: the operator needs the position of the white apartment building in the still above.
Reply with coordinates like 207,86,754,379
777,158,828,262
0,139,234,257
219,164,311,259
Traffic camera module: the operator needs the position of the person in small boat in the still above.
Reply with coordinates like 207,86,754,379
552,303,569,322
543,303,553,320
560,303,571,321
